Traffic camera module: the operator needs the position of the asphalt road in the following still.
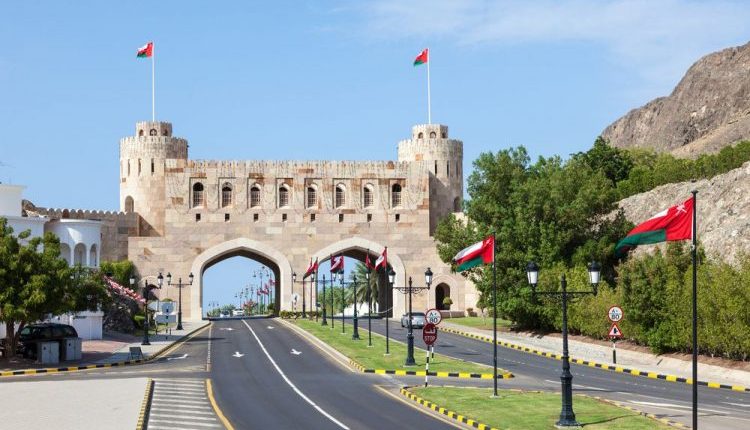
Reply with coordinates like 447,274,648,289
209,318,458,429
359,316,750,430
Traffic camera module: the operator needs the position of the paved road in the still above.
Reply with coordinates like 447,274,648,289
209,318,457,429
359,316,750,430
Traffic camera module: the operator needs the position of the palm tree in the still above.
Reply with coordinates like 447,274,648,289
350,261,378,314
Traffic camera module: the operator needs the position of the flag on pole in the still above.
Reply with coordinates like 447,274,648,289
365,252,375,270
375,247,387,270
413,48,428,66
330,254,344,273
137,42,153,58
615,196,694,257
304,258,318,279
453,236,495,272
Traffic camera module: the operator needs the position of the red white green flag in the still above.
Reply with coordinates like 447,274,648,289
413,48,428,66
615,196,694,257
453,236,495,272
137,42,153,58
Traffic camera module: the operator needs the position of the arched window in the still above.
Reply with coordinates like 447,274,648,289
250,185,261,208
127,160,130,176
138,130,144,137
363,184,374,208
162,129,168,136
278,185,290,208
391,183,402,208
73,243,86,266
453,197,461,212
59,243,71,265
192,182,205,208
335,184,346,208
138,159,142,175
124,196,134,213
429,131,437,138
306,186,317,208
435,284,451,310
221,183,233,208
89,244,98,267
418,132,424,139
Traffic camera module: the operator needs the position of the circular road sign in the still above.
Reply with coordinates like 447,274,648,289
425,308,442,325
608,305,623,322
423,323,438,346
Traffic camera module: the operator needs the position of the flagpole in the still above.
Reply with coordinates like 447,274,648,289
151,43,155,122
427,48,431,124
691,190,698,429
492,233,498,397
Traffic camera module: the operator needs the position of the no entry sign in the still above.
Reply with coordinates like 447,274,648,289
422,323,438,346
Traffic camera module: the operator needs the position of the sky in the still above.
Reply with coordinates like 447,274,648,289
2,1,749,310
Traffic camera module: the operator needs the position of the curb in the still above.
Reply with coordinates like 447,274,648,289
440,326,749,393
0,322,210,379
135,378,154,430
350,359,513,380
399,386,499,430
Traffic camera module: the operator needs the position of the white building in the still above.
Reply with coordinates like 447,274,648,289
0,184,104,340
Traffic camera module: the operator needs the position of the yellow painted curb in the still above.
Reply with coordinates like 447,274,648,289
134,378,154,430
207,378,235,430
399,387,500,430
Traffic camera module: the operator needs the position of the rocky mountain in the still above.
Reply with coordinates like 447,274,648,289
602,42,750,158
616,161,750,264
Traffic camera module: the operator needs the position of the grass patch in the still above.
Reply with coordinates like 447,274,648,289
410,387,671,429
446,316,513,331
292,319,497,375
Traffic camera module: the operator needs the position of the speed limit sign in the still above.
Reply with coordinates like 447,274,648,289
425,308,442,325
608,305,623,322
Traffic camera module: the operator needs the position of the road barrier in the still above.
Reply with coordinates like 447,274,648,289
348,359,513,380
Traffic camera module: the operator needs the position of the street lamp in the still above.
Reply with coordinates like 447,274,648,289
394,269,432,366
321,273,328,326
386,267,396,355
365,268,372,347
167,272,194,331
526,260,600,428
350,274,360,340
130,272,163,346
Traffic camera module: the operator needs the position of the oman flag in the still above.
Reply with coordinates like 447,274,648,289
615,196,694,257
413,48,428,66
137,42,153,58
453,236,494,272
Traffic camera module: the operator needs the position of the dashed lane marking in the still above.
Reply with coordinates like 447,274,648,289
147,379,223,430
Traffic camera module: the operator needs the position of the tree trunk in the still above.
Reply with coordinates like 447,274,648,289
4,321,16,358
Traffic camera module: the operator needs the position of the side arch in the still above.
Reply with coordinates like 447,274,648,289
189,238,293,320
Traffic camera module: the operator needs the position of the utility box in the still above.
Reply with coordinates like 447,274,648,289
37,341,59,365
62,338,82,361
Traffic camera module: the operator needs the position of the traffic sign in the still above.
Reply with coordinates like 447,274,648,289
423,323,438,346
291,293,299,303
608,323,623,339
608,305,623,322
425,308,442,325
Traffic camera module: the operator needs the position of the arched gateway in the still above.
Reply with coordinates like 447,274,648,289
83,120,480,321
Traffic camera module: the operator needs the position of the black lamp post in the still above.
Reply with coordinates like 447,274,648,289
302,275,307,318
292,271,298,313
321,274,328,326
366,268,372,347
130,273,163,346
167,272,194,331
386,268,395,355
527,260,600,428
394,269,432,366
351,274,360,340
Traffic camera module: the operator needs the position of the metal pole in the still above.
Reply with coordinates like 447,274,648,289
142,286,151,345
352,275,360,340
493,233,498,397
321,274,328,326
367,271,372,347
302,277,306,318
557,274,578,427
177,279,183,331
406,277,415,365
330,275,334,329
341,275,345,333
386,276,391,355
692,189,698,430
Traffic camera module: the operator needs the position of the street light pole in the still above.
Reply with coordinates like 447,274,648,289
351,274,360,340
302,277,306,318
130,273,164,346
366,269,372,347
321,273,328,326
386,268,395,355
167,272,194,331
527,261,600,428
395,269,432,366
340,271,345,334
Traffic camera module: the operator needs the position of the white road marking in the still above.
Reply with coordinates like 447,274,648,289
628,401,727,415
232,351,245,358
148,419,221,428
723,402,750,408
167,353,189,360
267,326,274,329
291,349,302,355
220,327,234,331
242,319,350,429
148,379,222,430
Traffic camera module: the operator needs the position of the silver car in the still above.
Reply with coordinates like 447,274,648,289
400,312,426,328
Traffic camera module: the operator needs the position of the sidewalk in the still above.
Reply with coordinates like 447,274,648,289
440,321,750,388
95,320,209,364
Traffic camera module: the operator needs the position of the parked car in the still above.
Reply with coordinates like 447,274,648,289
18,323,79,359
400,312,426,328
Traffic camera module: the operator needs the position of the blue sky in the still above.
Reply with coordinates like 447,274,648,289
2,1,749,310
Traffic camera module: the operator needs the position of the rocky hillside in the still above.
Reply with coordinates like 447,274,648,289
602,42,750,158
616,161,750,263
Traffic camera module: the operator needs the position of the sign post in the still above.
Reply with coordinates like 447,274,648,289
422,323,438,387
607,306,624,364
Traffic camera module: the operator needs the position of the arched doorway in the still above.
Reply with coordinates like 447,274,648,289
189,238,292,321
435,283,450,310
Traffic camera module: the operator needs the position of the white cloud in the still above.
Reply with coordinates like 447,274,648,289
354,0,750,94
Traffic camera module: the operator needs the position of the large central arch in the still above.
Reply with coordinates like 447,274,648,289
189,238,293,320
312,237,407,317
